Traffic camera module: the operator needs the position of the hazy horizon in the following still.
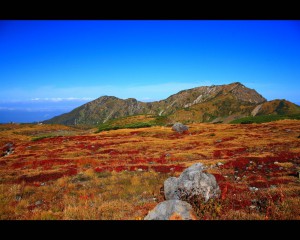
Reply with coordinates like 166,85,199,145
1,20,300,123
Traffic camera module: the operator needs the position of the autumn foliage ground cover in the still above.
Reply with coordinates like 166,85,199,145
0,120,299,220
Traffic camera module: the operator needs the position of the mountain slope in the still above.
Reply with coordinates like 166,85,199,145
251,99,300,116
44,82,268,125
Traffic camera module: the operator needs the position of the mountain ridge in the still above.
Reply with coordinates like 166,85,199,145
43,82,299,125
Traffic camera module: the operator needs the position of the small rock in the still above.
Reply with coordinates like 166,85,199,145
40,182,45,186
235,176,241,181
249,205,256,210
285,129,291,132
249,187,259,192
270,185,277,189
172,122,189,134
216,139,222,143
137,168,143,172
165,153,171,157
279,167,283,170
35,200,43,206
274,162,279,164
144,200,198,220
216,162,223,167
15,195,22,201
152,198,157,202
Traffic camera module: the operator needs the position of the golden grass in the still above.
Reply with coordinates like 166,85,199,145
0,120,299,219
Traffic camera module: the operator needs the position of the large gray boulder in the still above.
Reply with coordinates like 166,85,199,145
164,163,220,202
172,122,189,134
144,200,197,220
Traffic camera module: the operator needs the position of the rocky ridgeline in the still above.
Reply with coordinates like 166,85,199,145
145,163,221,220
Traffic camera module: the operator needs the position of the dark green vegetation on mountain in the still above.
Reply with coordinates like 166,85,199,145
43,82,300,127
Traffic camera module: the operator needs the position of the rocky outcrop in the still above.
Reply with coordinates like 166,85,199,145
164,163,220,202
171,122,188,134
144,200,198,220
145,163,221,220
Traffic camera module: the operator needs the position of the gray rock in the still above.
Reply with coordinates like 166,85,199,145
144,200,197,220
216,162,223,167
164,163,221,202
164,177,180,200
35,200,43,206
249,187,259,192
15,195,22,201
172,122,189,134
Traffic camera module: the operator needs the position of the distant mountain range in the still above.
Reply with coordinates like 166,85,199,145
43,82,300,125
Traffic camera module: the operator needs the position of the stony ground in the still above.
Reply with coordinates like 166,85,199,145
0,120,299,220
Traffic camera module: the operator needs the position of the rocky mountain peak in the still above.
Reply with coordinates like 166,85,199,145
43,82,273,125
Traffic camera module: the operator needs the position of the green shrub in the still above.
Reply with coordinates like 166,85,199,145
31,135,53,141
230,114,300,124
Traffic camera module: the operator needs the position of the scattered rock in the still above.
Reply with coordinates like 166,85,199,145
40,182,45,186
144,200,198,220
251,198,268,212
274,161,279,165
1,143,14,157
215,139,222,143
249,187,259,192
137,168,143,172
216,162,223,167
270,185,277,189
172,122,189,134
164,163,220,202
35,200,43,206
249,205,257,210
235,176,241,181
15,195,22,201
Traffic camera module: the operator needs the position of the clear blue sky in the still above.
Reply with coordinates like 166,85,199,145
0,20,300,122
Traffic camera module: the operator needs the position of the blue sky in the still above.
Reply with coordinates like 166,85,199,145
0,20,300,122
